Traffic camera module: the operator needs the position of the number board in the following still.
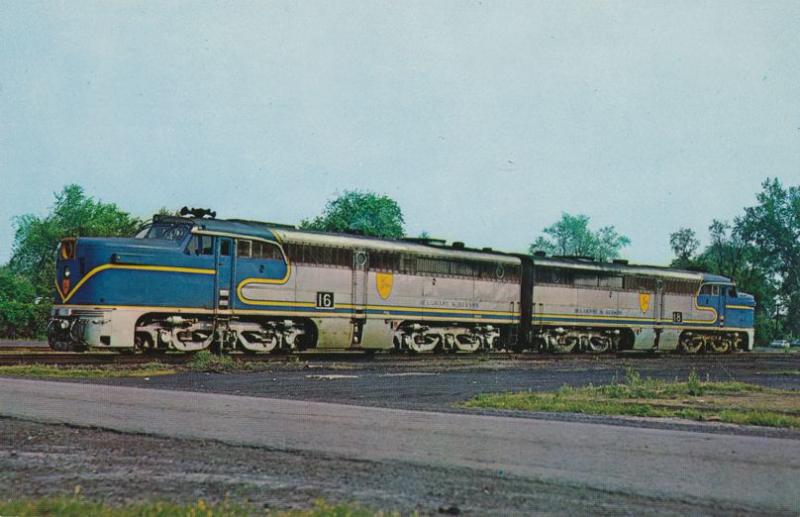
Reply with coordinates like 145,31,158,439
672,311,683,323
316,292,335,309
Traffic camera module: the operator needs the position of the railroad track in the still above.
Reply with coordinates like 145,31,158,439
0,349,785,366
0,346,54,353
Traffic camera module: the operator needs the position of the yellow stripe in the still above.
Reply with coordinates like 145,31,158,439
56,264,215,304
235,232,292,302
536,320,751,332
726,305,754,310
693,296,718,324
242,299,316,308
56,303,218,313
534,310,718,325
535,312,713,324
54,303,746,330
362,304,514,316
53,303,515,321
234,298,515,316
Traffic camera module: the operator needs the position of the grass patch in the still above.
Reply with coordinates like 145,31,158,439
463,368,800,429
0,363,176,379
0,496,389,516
187,350,237,372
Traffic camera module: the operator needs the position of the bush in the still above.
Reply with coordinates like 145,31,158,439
0,300,50,339
0,267,50,339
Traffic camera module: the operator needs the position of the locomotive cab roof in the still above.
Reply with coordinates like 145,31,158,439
149,214,279,243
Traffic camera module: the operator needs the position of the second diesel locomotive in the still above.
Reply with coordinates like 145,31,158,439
48,213,755,354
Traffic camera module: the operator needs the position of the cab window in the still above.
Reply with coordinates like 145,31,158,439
185,235,214,255
237,239,284,261
699,284,713,295
727,286,738,298
237,240,252,258
136,223,190,242
711,285,720,296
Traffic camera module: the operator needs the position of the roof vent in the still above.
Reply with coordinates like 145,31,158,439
402,237,447,246
227,219,296,230
452,241,465,249
533,251,547,258
613,259,629,265
554,255,594,262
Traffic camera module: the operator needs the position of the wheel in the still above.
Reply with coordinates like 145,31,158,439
550,338,577,353
708,338,732,354
679,335,704,354
407,334,441,354
586,337,612,354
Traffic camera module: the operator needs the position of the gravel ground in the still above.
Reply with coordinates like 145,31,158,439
0,418,779,516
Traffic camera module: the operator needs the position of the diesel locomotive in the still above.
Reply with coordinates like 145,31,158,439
48,212,755,354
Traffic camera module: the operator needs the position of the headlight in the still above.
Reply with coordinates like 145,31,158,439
63,267,71,278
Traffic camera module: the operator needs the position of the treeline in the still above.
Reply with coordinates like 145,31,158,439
1,181,796,344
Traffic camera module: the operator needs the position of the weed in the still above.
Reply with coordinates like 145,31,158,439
188,350,236,372
687,369,703,396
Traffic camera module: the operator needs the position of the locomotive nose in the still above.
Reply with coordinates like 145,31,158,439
739,292,756,307
57,238,78,296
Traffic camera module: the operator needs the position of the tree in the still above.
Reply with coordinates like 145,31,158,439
736,178,800,337
301,190,405,239
529,213,630,262
9,185,142,299
669,227,700,267
700,220,779,343
156,207,182,216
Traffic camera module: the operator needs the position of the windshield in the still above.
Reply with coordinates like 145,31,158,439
134,223,191,242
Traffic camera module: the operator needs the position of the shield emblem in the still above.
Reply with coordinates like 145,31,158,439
376,272,394,300
639,292,651,314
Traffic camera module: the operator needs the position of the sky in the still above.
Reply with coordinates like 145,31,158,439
1,1,798,266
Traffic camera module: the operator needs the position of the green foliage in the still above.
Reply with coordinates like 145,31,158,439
0,266,47,338
0,496,385,517
529,213,630,261
188,350,236,372
3,185,141,338
0,363,176,378
0,495,253,516
9,184,141,298
301,190,405,239
737,178,800,337
669,227,700,267
686,369,702,396
155,207,182,216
